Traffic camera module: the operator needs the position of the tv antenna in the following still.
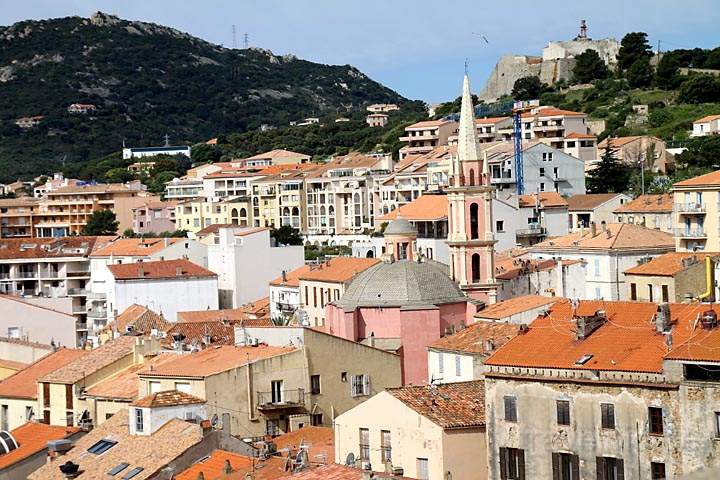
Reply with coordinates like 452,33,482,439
243,32,249,49
232,25,237,49
163,134,170,147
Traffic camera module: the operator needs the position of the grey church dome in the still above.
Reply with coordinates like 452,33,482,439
383,217,417,236
336,260,467,310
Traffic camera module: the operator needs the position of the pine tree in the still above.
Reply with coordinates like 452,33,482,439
587,139,632,193
81,210,119,236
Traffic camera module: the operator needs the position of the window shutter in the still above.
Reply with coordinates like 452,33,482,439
616,459,625,480
552,453,560,480
499,448,508,480
596,457,606,480
571,455,580,480
363,375,371,396
517,449,526,480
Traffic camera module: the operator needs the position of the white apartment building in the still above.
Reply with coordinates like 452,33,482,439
207,226,304,308
164,177,204,200
493,192,570,251
398,120,458,159
691,114,720,137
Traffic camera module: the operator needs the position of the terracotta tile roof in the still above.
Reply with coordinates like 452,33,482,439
176,308,272,326
665,307,720,362
484,300,705,373
531,223,674,251
84,354,177,401
429,321,520,354
673,169,720,187
176,450,255,480
164,321,235,347
234,226,270,237
388,380,485,428
219,456,297,480
494,257,558,280
0,423,79,471
405,119,454,129
264,463,412,480
28,409,204,480
242,297,271,318
138,345,297,378
614,193,673,213
517,192,568,209
0,236,109,260
245,149,311,160
694,114,720,123
521,107,585,118
131,200,178,211
113,304,170,334
624,252,716,277
0,359,28,371
90,237,180,257
132,389,206,408
107,259,217,280
566,193,623,211
270,265,311,288
475,295,559,320
195,223,238,237
475,116,509,125
0,348,87,399
378,194,448,222
565,132,596,139
273,426,334,464
39,336,137,384
297,257,380,284
46,183,143,195
597,135,661,148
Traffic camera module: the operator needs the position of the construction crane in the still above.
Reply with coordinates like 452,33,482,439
511,100,539,195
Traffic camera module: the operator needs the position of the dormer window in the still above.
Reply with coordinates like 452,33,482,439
134,408,144,432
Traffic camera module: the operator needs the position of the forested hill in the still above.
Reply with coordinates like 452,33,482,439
0,12,411,182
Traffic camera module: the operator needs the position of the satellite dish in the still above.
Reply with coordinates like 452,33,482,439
345,452,356,466
210,414,219,429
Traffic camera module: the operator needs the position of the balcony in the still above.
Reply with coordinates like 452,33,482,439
517,226,546,237
76,322,88,331
86,292,106,301
87,308,108,319
15,271,37,279
675,228,707,238
399,133,439,142
257,388,305,410
67,288,88,296
490,176,515,184
275,302,296,313
66,271,90,278
675,203,706,214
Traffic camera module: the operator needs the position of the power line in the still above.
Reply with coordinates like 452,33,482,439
232,24,237,49
244,32,249,49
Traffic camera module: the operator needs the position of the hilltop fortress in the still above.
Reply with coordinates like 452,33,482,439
479,21,619,101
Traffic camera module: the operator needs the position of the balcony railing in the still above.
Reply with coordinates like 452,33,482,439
516,226,546,237
275,302,296,313
675,228,707,238
87,308,107,319
16,271,37,279
256,388,305,410
67,288,88,296
675,202,706,214
66,271,90,277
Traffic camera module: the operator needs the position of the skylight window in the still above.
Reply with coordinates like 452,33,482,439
575,354,593,365
122,467,144,480
87,438,117,455
107,463,129,475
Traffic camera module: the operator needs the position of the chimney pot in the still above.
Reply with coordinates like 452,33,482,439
176,266,183,276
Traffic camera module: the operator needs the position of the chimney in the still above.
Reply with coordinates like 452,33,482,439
138,265,144,277
655,303,671,333
164,237,169,247
369,331,375,347
223,459,233,474
176,266,183,276
59,461,81,479
600,221,607,232
47,439,74,462
575,310,607,340
282,270,287,282
590,221,597,237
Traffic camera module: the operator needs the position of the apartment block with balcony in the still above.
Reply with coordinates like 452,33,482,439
522,107,589,149
175,197,253,234
672,170,720,252
131,200,177,234
164,177,205,200
251,169,316,230
0,197,40,238
563,132,598,165
0,236,110,346
398,120,458,159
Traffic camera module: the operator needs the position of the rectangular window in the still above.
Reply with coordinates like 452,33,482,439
122,467,144,480
504,396,517,422
438,353,444,374
311,413,323,426
601,403,615,429
351,374,371,397
135,408,144,432
87,439,118,455
496,220,505,232
304,286,309,305
149,381,161,394
455,354,462,376
649,407,663,435
271,380,283,403
0,405,7,431
648,284,654,302
539,167,545,176
651,462,666,479
359,428,370,461
66,384,73,410
596,457,623,480
25,406,33,421
310,375,321,395
540,182,545,192
556,400,570,426
499,447,525,480
552,452,579,480
630,283,637,300
42,382,50,408
661,285,669,303
381,430,392,463
174,382,191,394
594,258,601,277
416,458,429,480
313,287,317,308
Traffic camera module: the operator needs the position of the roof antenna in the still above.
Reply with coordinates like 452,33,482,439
464,58,469,75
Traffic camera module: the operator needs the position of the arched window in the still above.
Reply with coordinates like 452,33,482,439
366,249,374,258
469,168,475,186
230,208,239,224
282,207,290,216
472,253,480,283
239,208,247,218
291,207,299,216
470,203,479,239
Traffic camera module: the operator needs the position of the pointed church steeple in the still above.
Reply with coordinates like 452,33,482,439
457,74,480,162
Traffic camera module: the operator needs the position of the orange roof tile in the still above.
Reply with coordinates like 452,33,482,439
566,193,623,211
485,300,706,373
475,295,559,320
405,120,454,129
132,389,206,408
297,257,380,284
598,135,658,148
666,308,720,362
138,345,297,378
517,192,567,209
219,456,301,480
532,223,674,251
107,259,217,280
388,380,485,428
264,463,412,480
0,236,110,260
195,223,238,237
113,304,170,334
0,359,28,371
270,265,311,288
614,193,673,213
494,257,558,281
475,116,509,125
673,169,720,187
273,426,334,464
0,423,79,470
176,308,271,326
39,336,137,384
694,114,720,123
378,194,448,222
246,149,311,160
521,107,585,118
0,348,87,399
624,252,717,277
429,321,520,354
565,132,596,139
176,450,256,480
163,321,235,346
242,297,271,317
84,353,177,401
90,237,180,257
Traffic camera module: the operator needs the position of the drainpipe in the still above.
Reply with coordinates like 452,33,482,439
246,363,257,421
699,256,714,301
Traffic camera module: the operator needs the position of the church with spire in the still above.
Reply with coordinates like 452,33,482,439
447,73,498,304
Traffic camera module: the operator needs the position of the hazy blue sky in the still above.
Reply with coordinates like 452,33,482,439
2,1,719,103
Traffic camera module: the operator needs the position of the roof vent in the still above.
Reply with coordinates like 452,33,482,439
575,310,606,340
575,354,593,365
0,431,18,454
655,303,672,333
701,309,718,329
176,266,183,276
59,460,80,478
